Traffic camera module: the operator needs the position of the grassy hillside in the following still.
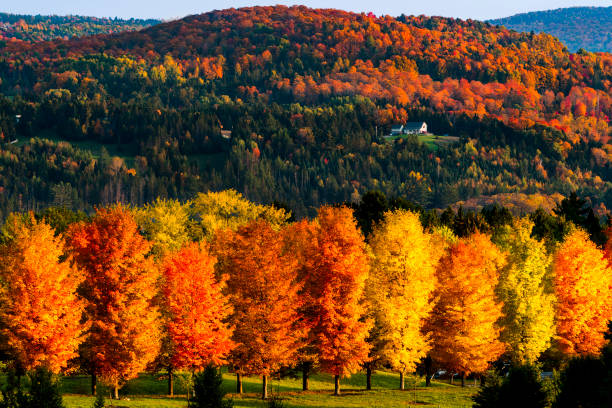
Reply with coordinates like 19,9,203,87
58,371,476,408
489,7,612,52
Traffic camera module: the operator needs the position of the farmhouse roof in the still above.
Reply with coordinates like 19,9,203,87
404,122,426,129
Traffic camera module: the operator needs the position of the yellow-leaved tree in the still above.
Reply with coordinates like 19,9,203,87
367,210,441,390
190,190,290,240
494,219,556,364
553,229,612,356
134,198,192,257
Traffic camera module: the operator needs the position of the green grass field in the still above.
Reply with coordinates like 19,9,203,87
58,371,477,408
384,134,460,151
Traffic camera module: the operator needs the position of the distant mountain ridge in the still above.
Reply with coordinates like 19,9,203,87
0,13,160,42
489,7,612,53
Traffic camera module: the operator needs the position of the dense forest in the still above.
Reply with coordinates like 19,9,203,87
0,13,160,42
0,5,611,218
489,7,612,53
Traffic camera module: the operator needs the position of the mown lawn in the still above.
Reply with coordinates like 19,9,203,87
60,370,477,408
383,134,460,151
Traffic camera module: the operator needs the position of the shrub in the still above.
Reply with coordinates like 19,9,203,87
266,396,287,408
24,368,65,408
190,366,233,408
473,365,549,408
92,391,105,408
0,368,65,408
553,354,607,408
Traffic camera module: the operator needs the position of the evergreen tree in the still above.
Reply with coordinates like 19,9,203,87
191,366,233,408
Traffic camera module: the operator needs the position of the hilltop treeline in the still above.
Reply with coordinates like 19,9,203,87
490,7,612,53
0,13,159,42
0,6,611,217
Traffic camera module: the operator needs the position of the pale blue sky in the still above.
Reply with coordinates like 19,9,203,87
3,1,612,21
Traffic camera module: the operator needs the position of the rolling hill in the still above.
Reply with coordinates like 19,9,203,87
489,7,612,53
0,13,160,42
0,6,610,217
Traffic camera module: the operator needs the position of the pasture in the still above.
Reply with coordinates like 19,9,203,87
59,370,477,408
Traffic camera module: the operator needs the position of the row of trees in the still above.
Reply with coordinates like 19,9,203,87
1,190,611,400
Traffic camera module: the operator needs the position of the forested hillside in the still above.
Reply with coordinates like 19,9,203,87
489,7,612,53
0,5,611,218
0,13,159,42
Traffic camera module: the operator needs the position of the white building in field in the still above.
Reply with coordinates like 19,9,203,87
389,122,427,136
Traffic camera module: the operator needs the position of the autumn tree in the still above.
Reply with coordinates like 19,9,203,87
281,219,318,391
213,220,302,400
67,206,161,399
134,198,192,258
160,243,234,396
0,216,85,374
190,190,290,240
301,206,371,396
553,229,612,356
427,232,506,385
367,210,440,390
494,219,556,364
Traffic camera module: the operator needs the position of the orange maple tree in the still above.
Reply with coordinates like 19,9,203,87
160,242,234,395
426,232,506,384
0,216,85,374
301,206,371,395
67,206,161,398
553,229,612,356
213,220,303,399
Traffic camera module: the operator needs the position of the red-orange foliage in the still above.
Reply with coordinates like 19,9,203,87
300,207,371,386
427,232,506,376
161,243,234,371
3,6,612,143
213,220,303,395
0,216,85,373
553,229,612,356
67,206,160,392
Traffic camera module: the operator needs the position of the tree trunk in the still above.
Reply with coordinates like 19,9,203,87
366,366,372,391
424,356,432,387
91,373,97,396
168,368,174,396
302,364,310,391
399,372,405,390
262,375,268,400
450,375,454,385
461,372,466,388
475,376,478,386
113,384,119,400
334,375,340,396
236,373,243,394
